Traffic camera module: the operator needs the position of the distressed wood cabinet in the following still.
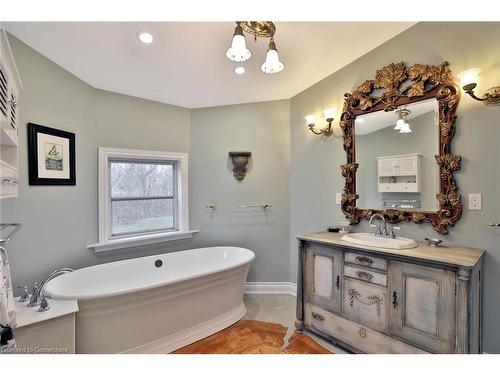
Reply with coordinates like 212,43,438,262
296,232,484,354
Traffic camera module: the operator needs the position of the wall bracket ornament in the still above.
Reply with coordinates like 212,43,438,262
228,151,252,181
340,61,462,234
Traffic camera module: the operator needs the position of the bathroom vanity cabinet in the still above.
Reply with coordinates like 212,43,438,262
296,232,484,354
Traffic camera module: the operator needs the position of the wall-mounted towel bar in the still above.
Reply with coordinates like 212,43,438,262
206,202,272,209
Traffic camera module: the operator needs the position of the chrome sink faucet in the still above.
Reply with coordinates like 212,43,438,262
369,214,400,239
369,213,387,237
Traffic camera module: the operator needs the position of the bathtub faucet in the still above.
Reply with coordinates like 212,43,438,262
26,268,74,311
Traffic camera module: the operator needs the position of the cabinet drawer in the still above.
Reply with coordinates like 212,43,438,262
343,278,389,333
344,264,387,286
304,303,426,354
345,252,387,271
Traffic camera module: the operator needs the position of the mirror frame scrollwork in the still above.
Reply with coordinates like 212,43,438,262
340,61,461,234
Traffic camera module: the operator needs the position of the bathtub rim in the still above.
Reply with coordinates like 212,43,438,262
45,246,255,301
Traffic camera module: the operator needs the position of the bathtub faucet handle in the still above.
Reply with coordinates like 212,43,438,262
17,285,30,302
37,295,50,312
26,282,40,307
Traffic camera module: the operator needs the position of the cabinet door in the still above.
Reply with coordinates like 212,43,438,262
305,244,343,315
0,61,8,127
396,156,417,176
378,158,397,176
390,261,456,353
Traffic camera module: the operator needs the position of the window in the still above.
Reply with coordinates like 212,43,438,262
110,160,176,236
88,148,196,252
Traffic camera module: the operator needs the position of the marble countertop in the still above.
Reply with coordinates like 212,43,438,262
297,232,485,268
14,299,78,329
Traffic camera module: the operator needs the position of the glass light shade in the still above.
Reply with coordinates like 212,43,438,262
226,34,251,62
305,114,316,127
399,122,412,133
261,49,284,74
394,118,405,131
323,108,335,120
458,68,481,88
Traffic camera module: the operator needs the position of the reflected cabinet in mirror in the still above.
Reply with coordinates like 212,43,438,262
340,61,462,234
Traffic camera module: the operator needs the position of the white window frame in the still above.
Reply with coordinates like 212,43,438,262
87,147,198,252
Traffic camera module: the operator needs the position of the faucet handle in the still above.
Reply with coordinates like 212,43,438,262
37,295,50,312
26,282,40,307
389,225,400,239
17,285,30,302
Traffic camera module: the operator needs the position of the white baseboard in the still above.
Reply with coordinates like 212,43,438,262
245,282,297,297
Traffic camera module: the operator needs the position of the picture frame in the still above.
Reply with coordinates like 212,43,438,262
27,123,76,185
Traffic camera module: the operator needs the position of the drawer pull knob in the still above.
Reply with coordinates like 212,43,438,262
336,275,340,290
392,291,398,308
356,256,373,266
356,271,373,281
359,327,367,339
312,312,325,322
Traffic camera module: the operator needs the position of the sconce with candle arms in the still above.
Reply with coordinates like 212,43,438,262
458,68,500,107
305,109,335,136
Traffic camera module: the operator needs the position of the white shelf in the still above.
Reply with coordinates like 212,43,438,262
377,154,421,193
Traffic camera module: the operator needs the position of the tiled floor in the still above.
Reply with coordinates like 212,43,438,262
243,294,348,354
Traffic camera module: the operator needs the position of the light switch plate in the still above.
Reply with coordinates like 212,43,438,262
468,193,482,210
336,192,342,205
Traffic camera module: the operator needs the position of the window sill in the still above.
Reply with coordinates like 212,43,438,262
87,230,200,253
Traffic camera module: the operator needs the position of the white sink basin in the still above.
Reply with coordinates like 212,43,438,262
341,233,418,250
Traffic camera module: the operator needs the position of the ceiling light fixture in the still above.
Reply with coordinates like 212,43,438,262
226,23,251,62
234,66,245,75
261,37,284,74
226,21,284,74
138,32,153,44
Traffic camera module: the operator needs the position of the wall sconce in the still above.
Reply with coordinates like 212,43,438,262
306,109,335,136
458,68,500,107
228,151,251,181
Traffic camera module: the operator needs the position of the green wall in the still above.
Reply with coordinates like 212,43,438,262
189,101,291,282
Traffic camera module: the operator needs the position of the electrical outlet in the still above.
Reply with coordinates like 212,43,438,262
336,192,342,205
468,193,482,210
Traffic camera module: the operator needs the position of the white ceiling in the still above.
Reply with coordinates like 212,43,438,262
355,98,438,135
5,22,415,108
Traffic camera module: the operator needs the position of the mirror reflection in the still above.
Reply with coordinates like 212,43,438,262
355,98,440,211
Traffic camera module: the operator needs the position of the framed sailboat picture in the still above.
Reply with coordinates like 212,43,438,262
27,123,76,185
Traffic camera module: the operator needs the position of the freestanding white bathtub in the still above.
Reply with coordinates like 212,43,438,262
44,246,255,354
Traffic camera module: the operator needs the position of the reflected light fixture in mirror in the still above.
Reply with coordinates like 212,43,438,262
394,107,411,133
458,68,500,106
305,109,335,137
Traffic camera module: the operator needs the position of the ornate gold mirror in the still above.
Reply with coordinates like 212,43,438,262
340,61,461,234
